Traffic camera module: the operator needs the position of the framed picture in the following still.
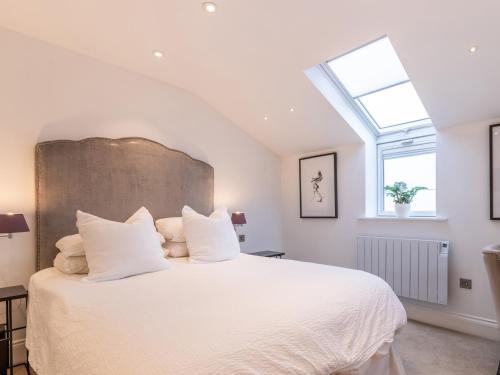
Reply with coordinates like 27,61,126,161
490,124,500,219
299,152,338,218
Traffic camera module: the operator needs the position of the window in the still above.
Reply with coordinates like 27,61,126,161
325,36,432,135
313,35,438,217
378,136,436,216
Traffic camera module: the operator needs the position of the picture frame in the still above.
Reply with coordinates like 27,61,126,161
299,152,338,218
490,124,500,219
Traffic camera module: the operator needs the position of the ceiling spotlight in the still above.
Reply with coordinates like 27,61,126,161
290,107,295,112
202,2,217,13
469,46,478,54
264,115,268,121
153,51,164,58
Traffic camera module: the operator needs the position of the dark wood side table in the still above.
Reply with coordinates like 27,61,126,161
0,285,30,375
249,251,285,259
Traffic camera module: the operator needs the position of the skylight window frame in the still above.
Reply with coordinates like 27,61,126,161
319,63,379,137
321,36,434,136
352,79,410,100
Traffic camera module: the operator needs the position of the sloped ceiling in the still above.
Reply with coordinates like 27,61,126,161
1,0,499,155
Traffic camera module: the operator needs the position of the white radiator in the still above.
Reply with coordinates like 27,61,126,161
356,236,449,305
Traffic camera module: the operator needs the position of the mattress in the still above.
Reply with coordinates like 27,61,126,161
26,254,407,375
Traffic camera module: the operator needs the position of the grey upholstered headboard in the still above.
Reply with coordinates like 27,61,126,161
35,137,214,270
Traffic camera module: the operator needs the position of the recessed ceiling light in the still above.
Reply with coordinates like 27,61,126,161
202,2,217,13
290,107,295,112
264,115,268,121
469,46,478,54
153,51,164,58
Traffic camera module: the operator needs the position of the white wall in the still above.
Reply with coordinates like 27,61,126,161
2,22,498,359
282,121,500,341
0,27,282,325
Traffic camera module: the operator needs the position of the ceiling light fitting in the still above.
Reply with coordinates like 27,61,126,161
202,2,217,13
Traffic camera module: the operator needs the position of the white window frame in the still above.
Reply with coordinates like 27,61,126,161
316,42,438,218
377,134,436,217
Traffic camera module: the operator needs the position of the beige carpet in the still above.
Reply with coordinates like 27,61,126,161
14,320,500,375
396,320,500,375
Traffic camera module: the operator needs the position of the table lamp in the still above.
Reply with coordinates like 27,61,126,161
0,213,30,239
231,212,246,227
231,212,246,243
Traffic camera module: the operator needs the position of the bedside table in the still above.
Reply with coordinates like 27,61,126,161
249,251,285,259
0,285,30,375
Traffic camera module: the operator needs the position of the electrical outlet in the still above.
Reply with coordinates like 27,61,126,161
460,278,472,289
238,234,246,243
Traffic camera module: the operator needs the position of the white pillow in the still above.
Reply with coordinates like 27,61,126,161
77,207,170,281
54,252,89,274
182,206,240,263
56,232,166,257
156,217,185,242
56,234,85,257
164,241,189,258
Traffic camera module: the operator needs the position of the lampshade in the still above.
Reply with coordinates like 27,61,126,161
231,212,247,225
0,214,29,234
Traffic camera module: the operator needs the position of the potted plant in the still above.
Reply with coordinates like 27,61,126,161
384,182,427,218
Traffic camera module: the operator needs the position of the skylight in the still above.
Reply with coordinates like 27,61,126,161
326,37,432,133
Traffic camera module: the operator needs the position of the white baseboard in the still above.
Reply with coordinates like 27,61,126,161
403,300,500,341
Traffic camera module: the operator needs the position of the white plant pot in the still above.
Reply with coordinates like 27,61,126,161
395,203,411,218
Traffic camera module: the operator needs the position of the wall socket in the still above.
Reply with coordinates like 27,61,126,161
238,234,246,243
460,278,472,289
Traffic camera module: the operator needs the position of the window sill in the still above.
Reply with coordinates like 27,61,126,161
358,216,448,222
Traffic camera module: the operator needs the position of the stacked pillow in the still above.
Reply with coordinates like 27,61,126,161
155,217,189,258
54,234,89,274
54,251,89,274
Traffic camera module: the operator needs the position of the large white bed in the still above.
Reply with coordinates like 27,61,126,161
30,137,407,374
27,254,406,375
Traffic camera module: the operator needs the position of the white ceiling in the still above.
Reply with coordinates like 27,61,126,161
1,0,499,155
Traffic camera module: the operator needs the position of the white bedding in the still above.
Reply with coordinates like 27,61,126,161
26,254,406,375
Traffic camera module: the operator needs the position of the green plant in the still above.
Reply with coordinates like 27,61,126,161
384,182,427,204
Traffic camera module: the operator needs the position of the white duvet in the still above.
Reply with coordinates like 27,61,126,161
26,254,406,375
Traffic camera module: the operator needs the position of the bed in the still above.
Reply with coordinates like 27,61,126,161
27,137,407,375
